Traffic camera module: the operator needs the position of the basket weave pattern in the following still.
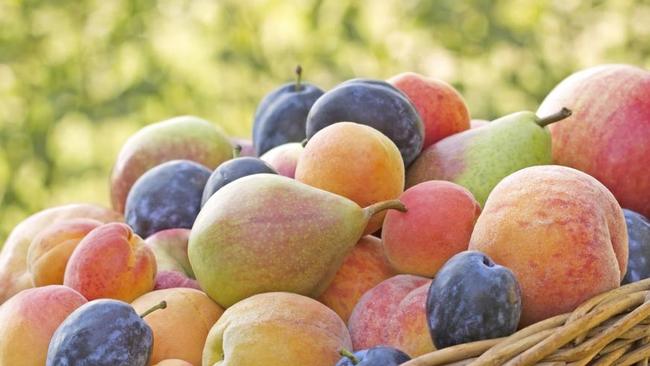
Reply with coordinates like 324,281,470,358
403,278,650,366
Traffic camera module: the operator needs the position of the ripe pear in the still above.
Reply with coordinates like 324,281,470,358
406,108,572,206
188,174,405,308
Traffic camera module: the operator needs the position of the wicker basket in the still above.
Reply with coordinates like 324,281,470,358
403,278,650,366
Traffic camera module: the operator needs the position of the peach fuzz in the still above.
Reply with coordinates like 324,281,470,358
202,292,352,366
132,288,223,365
154,270,201,291
27,218,103,286
64,222,156,302
260,142,303,178
538,64,650,218
348,274,434,357
388,72,470,149
469,165,628,326
295,122,404,234
0,285,87,366
154,360,193,366
382,180,481,277
145,229,192,275
385,283,434,357
0,203,122,304
318,235,395,323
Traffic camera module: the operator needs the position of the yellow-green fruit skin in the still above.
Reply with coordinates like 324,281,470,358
201,292,352,366
188,174,368,308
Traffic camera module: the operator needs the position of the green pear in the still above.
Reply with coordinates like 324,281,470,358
406,108,572,206
188,173,405,308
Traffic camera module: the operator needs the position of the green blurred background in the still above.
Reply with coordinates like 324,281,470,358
1,0,649,243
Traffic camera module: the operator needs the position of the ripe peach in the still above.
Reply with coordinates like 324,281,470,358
64,222,156,302
348,274,435,357
260,142,303,178
203,292,352,366
382,181,481,277
538,64,650,218
26,218,103,286
388,72,470,148
295,122,404,234
318,236,395,322
154,361,192,366
469,165,628,326
132,288,224,365
0,203,122,303
145,229,192,275
0,285,87,366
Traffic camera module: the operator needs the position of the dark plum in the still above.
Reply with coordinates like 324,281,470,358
426,251,522,349
622,209,650,284
46,299,164,366
201,157,278,207
305,78,424,166
125,160,211,238
335,347,411,366
253,66,324,156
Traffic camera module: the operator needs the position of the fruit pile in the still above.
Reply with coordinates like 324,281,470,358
0,64,649,366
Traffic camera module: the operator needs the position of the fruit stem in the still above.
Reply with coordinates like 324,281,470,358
300,138,309,147
233,145,242,158
139,301,167,318
536,107,572,127
339,349,359,365
364,199,407,218
295,65,302,91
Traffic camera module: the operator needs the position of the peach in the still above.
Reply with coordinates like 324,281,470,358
470,119,489,129
145,228,195,287
318,236,395,323
26,218,103,286
0,203,122,304
382,181,481,277
154,270,201,291
110,116,233,213
132,288,224,365
260,142,303,178
469,165,628,326
538,64,650,218
64,222,156,302
0,285,87,366
154,361,193,366
154,360,193,366
386,283,434,357
348,274,435,357
230,137,255,157
388,72,470,149
295,122,404,234
203,292,352,366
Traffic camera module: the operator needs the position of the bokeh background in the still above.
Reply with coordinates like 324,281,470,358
1,0,649,243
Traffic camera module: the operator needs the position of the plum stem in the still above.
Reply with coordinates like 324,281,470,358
232,145,242,158
295,65,302,91
364,199,407,219
536,107,572,127
339,349,359,365
139,301,167,318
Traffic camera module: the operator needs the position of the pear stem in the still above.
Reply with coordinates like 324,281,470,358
339,349,360,365
232,145,242,158
295,65,303,91
139,301,167,318
536,107,572,127
364,199,407,218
